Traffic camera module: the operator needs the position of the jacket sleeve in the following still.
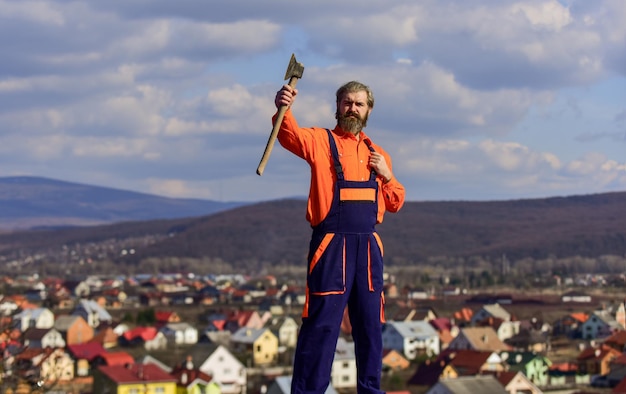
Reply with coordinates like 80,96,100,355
381,176,405,213
275,109,317,161
379,150,405,213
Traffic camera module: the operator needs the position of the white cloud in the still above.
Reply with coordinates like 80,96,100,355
0,0,65,26
0,0,625,203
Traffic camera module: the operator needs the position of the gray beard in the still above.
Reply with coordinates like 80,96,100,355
338,114,366,134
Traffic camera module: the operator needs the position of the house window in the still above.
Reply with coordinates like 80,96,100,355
129,389,139,394
155,388,165,394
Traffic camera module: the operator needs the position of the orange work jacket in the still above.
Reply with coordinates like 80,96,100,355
276,109,405,226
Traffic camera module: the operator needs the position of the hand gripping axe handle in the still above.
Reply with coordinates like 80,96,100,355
256,53,304,175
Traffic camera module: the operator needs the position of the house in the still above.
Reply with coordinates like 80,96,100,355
453,307,474,327
429,318,456,351
440,349,505,377
577,344,621,376
447,326,510,352
552,312,588,338
225,309,265,332
112,322,131,336
155,310,182,325
73,299,113,328
504,328,549,353
382,320,440,359
549,362,589,387
267,376,338,394
14,347,75,385
580,310,621,340
160,322,199,345
230,327,278,366
471,304,512,325
91,325,119,348
171,359,220,394
477,318,521,342
266,315,299,349
606,330,626,354
500,351,552,386
206,312,228,332
494,370,543,394
38,348,75,384
332,337,357,390
138,354,173,373
64,279,91,297
382,349,410,371
408,348,504,387
198,285,222,305
472,304,520,341
188,344,247,394
54,315,94,345
94,351,135,367
22,327,66,348
67,342,107,377
0,296,20,316
94,363,177,393
13,307,55,331
386,305,438,322
120,326,168,350
425,375,508,394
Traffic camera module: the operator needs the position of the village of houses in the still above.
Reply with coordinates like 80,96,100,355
2,272,626,394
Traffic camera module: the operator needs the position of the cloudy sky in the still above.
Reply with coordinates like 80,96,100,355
1,0,626,203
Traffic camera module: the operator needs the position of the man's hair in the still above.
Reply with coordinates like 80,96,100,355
336,81,374,109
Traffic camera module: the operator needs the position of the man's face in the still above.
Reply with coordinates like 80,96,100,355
336,90,372,134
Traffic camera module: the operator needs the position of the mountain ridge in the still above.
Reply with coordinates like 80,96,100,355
1,185,625,275
0,178,626,270
0,176,248,230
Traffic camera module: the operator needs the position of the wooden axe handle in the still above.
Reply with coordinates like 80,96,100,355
256,76,299,176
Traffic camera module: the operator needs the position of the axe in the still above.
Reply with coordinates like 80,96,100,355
256,53,305,176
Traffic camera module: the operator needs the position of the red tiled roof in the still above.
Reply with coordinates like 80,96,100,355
99,351,135,366
171,367,213,387
453,307,473,322
155,311,174,322
494,370,518,386
67,342,106,360
570,312,589,323
98,363,176,384
605,330,626,346
123,326,158,341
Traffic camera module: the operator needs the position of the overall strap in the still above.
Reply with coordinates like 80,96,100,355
365,140,378,181
326,129,344,181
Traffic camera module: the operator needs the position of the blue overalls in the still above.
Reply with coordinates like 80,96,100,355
291,129,385,394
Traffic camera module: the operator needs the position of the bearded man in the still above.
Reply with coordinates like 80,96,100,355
273,80,406,394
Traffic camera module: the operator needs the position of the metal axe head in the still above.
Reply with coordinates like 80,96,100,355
284,53,304,80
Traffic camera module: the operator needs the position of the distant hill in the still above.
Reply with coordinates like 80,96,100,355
0,176,247,230
1,190,626,272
